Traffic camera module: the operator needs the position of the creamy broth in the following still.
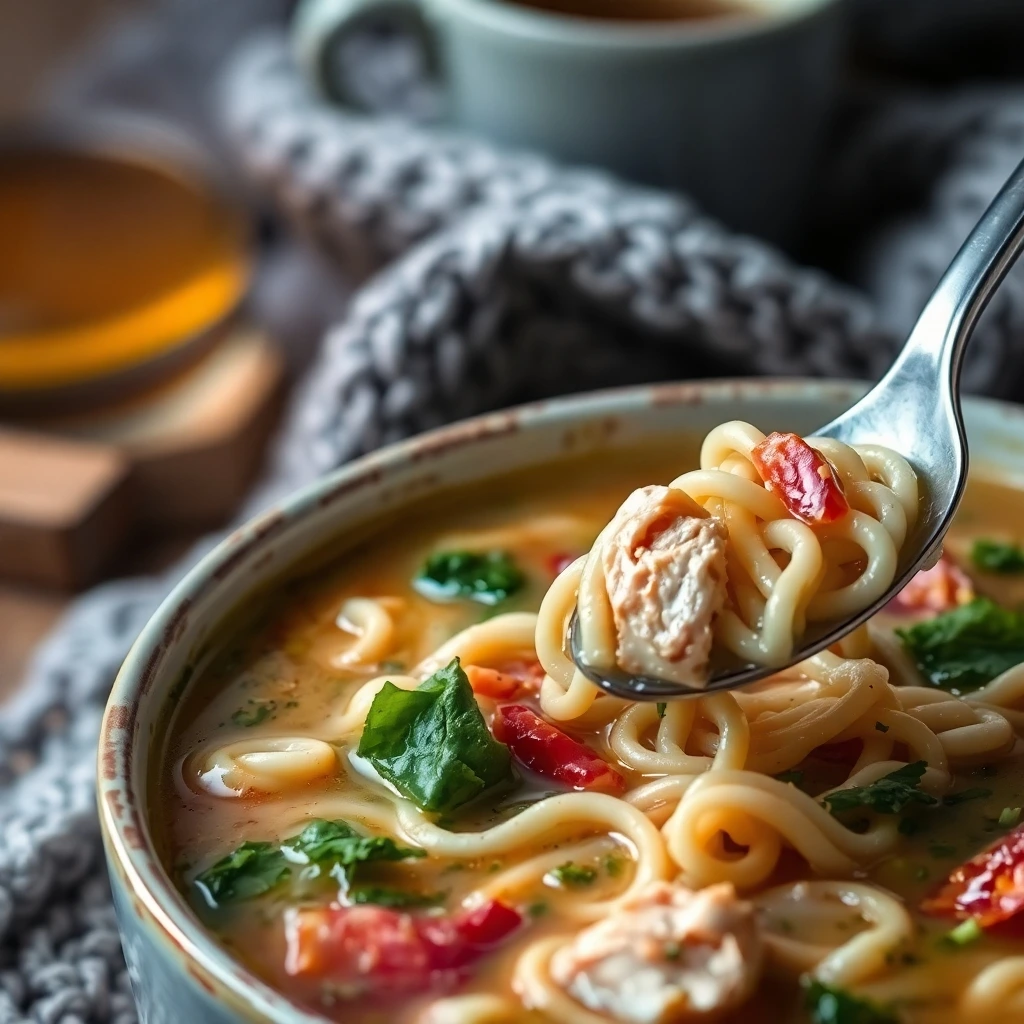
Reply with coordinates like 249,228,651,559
159,440,1024,1024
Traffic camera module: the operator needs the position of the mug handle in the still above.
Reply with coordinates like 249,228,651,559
292,0,441,111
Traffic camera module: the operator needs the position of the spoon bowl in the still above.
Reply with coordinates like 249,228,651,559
572,157,1024,701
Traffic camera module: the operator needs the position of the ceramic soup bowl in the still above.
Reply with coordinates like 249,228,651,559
99,379,1024,1023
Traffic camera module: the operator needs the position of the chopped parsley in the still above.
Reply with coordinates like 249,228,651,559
822,762,937,818
896,598,1024,693
604,854,625,877
231,702,275,727
803,979,899,1024
943,917,982,947
349,886,446,908
874,721,889,733
775,770,806,787
656,702,667,719
942,787,992,806
527,901,549,918
549,862,597,888
999,806,1022,827
192,819,423,909
356,658,515,813
414,551,525,606
972,539,1024,574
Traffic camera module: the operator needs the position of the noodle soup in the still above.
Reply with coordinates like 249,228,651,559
157,426,1024,1024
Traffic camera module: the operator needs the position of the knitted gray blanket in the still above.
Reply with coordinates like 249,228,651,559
6,6,1024,1022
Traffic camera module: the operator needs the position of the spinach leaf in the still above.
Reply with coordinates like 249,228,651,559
822,762,937,817
193,820,424,908
972,539,1024,573
193,842,289,907
349,886,446,908
804,980,899,1024
281,818,424,884
896,598,1024,692
549,862,597,887
357,658,515,812
415,551,525,606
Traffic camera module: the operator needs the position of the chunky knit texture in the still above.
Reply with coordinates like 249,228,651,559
8,10,1024,1021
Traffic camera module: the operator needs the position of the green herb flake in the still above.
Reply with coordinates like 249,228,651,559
663,942,682,961
656,702,667,719
414,551,525,606
874,721,890,733
775,770,806,787
193,842,289,908
999,806,1022,828
231,702,275,727
356,658,516,813
943,918,982,947
896,598,1024,693
943,787,992,806
823,762,937,818
972,539,1024,574
527,901,549,918
349,886,446,909
604,854,625,877
549,862,597,888
803,979,899,1024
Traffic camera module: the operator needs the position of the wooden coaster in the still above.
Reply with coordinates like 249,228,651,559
0,326,284,590
0,428,132,589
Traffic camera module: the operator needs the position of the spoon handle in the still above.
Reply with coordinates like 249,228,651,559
883,156,1024,411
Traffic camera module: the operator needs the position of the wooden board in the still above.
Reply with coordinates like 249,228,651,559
0,326,285,590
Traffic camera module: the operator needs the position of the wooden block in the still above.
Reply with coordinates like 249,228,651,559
0,429,133,589
39,326,285,530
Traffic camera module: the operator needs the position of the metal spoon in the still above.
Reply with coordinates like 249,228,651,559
571,157,1024,701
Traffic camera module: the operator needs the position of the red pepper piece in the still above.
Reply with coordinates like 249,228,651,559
493,704,625,793
465,660,545,700
887,555,974,615
547,552,579,577
922,823,1024,928
285,899,522,986
751,432,850,525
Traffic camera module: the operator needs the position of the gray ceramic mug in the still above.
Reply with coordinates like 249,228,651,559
292,0,845,243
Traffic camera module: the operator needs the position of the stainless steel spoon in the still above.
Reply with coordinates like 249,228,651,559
571,157,1024,701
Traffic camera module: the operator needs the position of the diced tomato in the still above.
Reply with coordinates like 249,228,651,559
751,432,850,525
887,555,974,615
547,552,578,577
285,899,522,988
465,660,545,700
493,704,625,793
923,823,1024,928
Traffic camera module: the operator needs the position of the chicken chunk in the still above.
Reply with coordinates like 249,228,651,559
551,882,763,1024
602,486,728,687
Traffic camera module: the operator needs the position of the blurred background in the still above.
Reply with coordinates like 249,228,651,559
3,0,1024,699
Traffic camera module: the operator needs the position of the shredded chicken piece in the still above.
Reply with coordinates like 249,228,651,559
551,882,763,1023
602,486,728,687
